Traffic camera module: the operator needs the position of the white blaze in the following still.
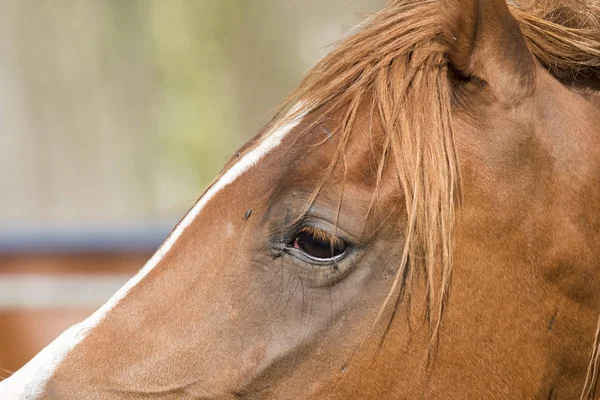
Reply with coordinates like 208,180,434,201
0,107,306,399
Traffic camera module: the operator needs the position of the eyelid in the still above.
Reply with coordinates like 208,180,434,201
267,215,363,287
285,246,347,266
267,213,360,265
296,226,346,249
283,226,351,267
291,216,359,247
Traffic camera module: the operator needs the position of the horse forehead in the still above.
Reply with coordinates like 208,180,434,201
286,110,385,180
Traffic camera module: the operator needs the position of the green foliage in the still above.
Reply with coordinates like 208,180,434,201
144,1,250,186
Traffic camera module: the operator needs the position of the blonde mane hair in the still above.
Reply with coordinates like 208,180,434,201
263,0,600,395
512,0,600,85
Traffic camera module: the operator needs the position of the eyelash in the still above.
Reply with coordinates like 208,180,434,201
271,222,348,264
292,226,345,249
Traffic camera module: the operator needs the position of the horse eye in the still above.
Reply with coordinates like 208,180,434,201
293,227,347,260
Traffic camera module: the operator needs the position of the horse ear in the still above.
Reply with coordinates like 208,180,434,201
441,0,536,102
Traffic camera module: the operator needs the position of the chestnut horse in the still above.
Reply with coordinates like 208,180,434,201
2,0,600,398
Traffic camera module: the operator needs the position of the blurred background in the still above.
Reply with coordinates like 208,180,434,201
0,1,383,376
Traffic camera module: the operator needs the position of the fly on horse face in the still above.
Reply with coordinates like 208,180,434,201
2,0,600,398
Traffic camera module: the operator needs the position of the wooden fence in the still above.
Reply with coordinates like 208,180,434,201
0,228,167,374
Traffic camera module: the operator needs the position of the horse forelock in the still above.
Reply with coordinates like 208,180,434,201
258,0,600,381
270,0,458,355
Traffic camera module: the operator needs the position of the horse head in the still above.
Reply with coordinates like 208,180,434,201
2,0,600,398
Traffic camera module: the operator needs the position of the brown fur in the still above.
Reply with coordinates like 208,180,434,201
270,0,600,396
273,0,600,359
28,0,600,398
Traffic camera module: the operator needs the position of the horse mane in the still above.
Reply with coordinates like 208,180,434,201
511,0,600,87
263,0,600,388
271,0,600,344
280,1,457,351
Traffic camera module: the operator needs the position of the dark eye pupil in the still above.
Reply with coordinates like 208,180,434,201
294,230,347,260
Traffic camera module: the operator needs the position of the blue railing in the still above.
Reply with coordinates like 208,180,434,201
0,224,176,254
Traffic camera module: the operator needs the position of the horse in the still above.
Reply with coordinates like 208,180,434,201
1,0,600,398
